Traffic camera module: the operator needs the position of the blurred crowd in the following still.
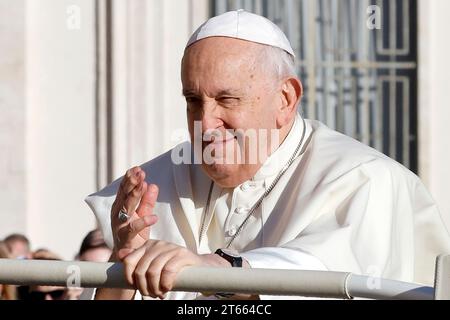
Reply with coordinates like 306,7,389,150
0,229,112,300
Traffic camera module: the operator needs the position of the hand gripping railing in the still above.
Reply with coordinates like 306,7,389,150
0,258,437,299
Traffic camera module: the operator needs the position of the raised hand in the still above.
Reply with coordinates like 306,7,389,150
110,166,159,255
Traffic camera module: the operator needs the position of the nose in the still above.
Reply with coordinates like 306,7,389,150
200,102,223,132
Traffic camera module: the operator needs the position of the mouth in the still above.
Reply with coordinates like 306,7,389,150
209,137,236,145
203,131,237,147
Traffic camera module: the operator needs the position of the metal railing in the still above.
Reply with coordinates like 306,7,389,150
0,259,434,299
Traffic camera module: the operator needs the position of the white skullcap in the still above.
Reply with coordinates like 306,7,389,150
186,10,295,57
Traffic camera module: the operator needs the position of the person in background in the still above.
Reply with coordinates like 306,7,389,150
69,229,113,300
0,241,16,300
3,233,32,259
18,249,67,300
78,229,112,262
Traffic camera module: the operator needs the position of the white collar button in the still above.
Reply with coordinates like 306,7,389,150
240,181,257,191
227,225,237,237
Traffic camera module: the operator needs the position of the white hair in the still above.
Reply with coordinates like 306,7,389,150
257,45,297,81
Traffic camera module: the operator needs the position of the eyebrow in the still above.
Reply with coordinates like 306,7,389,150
182,89,197,96
182,89,243,97
216,90,242,96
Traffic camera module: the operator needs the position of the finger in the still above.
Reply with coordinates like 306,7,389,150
117,215,158,245
134,254,155,297
119,167,139,193
133,245,172,298
126,166,140,179
111,197,124,224
111,183,129,222
160,253,198,295
136,184,159,217
122,245,147,286
124,181,145,215
120,168,144,197
112,168,143,221
131,241,165,297
146,249,179,299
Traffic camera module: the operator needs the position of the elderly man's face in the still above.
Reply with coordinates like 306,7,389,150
182,37,284,188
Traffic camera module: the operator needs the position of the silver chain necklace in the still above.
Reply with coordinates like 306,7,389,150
199,117,308,249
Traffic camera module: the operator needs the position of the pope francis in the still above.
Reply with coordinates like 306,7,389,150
85,10,450,300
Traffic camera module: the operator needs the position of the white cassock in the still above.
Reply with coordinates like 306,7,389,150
85,114,450,299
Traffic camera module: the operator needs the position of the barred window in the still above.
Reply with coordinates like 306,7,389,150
212,0,418,172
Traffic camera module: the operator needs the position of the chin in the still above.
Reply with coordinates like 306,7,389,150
202,163,243,188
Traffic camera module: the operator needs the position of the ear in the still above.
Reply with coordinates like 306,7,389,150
276,77,303,127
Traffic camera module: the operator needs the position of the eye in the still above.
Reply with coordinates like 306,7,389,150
185,96,200,104
185,96,202,113
218,97,240,105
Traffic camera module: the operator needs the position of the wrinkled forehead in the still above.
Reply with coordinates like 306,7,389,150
182,37,264,70
181,37,267,91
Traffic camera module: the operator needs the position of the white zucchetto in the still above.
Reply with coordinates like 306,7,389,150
186,10,295,57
